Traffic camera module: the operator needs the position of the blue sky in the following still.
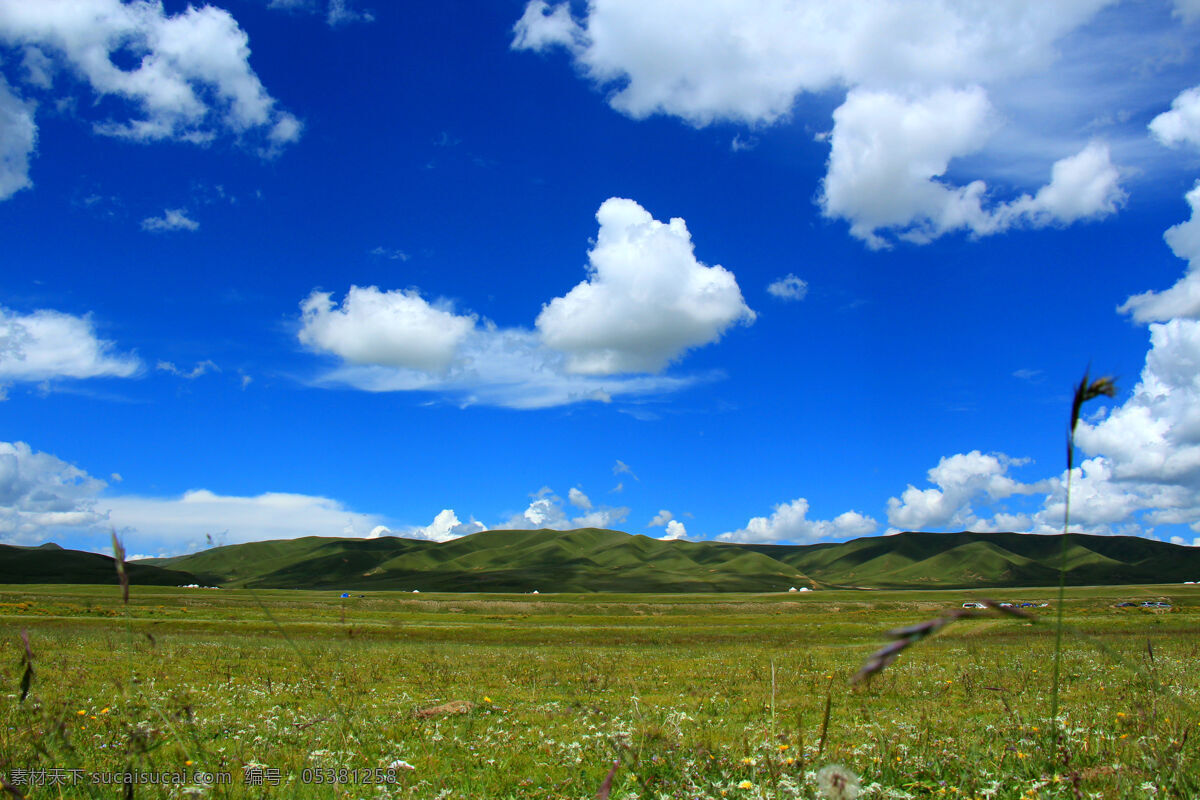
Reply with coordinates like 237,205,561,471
4,0,1200,557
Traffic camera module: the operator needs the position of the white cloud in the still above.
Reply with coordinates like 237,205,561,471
0,440,107,545
0,0,299,194
512,0,582,52
536,198,755,374
648,509,672,527
719,497,878,544
494,487,628,531
156,359,218,379
100,489,392,555
1074,319,1200,486
326,0,374,27
1120,183,1200,323
313,325,697,409
302,199,749,408
0,306,141,384
886,325,1200,536
299,285,476,373
268,0,374,28
0,74,35,201
141,208,199,232
1150,85,1200,149
21,45,54,88
0,440,483,553
820,88,1123,248
1029,457,1152,532
572,507,631,529
512,0,1110,126
568,487,592,509
730,134,757,152
613,460,638,480
369,246,409,261
401,508,484,542
996,141,1125,227
513,1,1141,248
766,274,808,301
886,450,1048,530
820,87,996,248
659,519,687,540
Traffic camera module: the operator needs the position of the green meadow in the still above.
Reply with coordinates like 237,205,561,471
2,584,1198,799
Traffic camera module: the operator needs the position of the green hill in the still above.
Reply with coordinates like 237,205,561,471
728,531,1200,588
8,529,1200,591
0,542,197,586
143,528,815,592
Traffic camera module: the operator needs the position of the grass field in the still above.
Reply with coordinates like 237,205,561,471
1,584,1198,799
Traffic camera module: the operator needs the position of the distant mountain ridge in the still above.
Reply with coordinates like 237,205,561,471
3,529,1198,591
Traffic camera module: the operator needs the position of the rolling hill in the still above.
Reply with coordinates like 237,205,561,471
5,529,1199,591
0,542,197,586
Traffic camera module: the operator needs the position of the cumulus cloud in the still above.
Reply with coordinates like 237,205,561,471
0,0,299,201
141,208,199,232
766,274,807,301
886,326,1200,537
299,285,476,373
869,320,1200,539
301,199,750,408
1074,320,1200,486
568,487,592,509
820,88,1123,248
0,306,141,384
536,198,755,374
886,450,1049,530
512,0,1108,125
0,0,301,144
659,519,687,541
513,1,1134,247
0,74,35,201
0,440,107,545
494,487,629,531
401,508,485,542
1150,85,1200,149
719,497,878,544
1120,183,1200,323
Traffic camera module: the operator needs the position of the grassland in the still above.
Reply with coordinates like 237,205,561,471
2,583,1198,799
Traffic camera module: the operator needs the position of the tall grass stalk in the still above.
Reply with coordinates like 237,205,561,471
1051,371,1116,728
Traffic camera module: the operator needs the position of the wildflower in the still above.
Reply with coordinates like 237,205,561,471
816,764,861,800
185,760,194,766
741,756,756,766
388,759,415,771
77,710,86,716
483,696,492,703
738,780,754,789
